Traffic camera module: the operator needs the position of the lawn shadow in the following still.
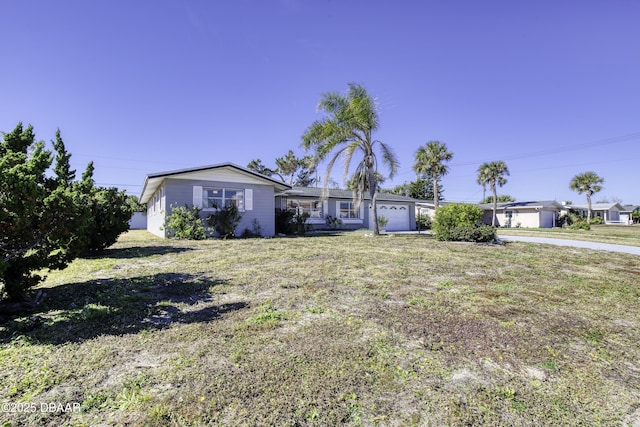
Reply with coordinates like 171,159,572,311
0,273,247,345
85,245,194,259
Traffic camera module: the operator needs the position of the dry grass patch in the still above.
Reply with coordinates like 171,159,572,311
1,230,639,426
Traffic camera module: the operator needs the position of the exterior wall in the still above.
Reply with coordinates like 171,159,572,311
163,178,276,237
146,185,167,238
276,196,415,231
483,208,558,228
482,210,502,226
540,210,557,228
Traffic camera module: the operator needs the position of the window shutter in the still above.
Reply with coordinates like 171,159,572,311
245,189,253,211
193,186,203,208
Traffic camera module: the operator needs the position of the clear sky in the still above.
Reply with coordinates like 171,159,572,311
2,1,639,204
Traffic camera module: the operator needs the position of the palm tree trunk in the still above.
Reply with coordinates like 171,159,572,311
433,176,439,209
492,184,498,227
370,173,380,235
586,192,592,225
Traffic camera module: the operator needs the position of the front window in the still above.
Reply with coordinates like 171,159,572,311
287,199,322,218
204,188,244,210
339,202,359,219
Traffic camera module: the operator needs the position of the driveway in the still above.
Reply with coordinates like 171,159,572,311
498,235,640,255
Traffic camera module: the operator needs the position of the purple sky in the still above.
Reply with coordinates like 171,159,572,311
2,1,639,204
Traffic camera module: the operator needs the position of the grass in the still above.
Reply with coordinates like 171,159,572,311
1,230,639,426
497,224,640,246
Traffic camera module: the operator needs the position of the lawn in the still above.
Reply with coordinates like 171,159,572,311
497,224,640,247
1,230,639,426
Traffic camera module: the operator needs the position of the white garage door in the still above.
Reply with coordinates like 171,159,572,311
374,204,410,231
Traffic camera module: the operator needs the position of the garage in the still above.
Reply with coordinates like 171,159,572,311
372,203,410,231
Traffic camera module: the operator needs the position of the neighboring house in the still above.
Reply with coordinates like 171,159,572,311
566,203,625,224
414,200,452,220
139,163,292,238
620,205,640,225
479,201,563,228
139,163,418,237
276,187,417,232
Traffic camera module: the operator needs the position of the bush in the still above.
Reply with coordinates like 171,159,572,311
433,203,483,241
206,203,243,239
81,187,133,254
292,212,311,235
165,205,207,240
325,215,342,230
559,211,589,228
241,219,263,238
377,215,389,229
416,214,431,230
275,209,311,235
590,216,603,225
570,221,591,230
448,225,497,243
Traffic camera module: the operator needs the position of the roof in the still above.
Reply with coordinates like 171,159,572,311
280,187,420,203
621,205,640,212
140,162,292,203
478,200,563,210
569,203,624,211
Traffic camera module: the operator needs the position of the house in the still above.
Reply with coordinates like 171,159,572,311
620,205,639,225
140,163,292,238
139,163,418,237
566,203,625,224
479,201,563,228
276,187,417,232
414,200,452,220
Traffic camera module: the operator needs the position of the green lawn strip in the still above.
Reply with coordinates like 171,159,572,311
497,224,640,247
1,231,638,426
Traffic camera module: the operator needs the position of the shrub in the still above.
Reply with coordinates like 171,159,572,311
206,203,243,239
292,212,311,235
165,205,207,240
275,209,295,235
81,187,133,254
325,215,343,230
275,209,311,235
570,221,591,230
241,219,263,238
416,214,431,230
433,203,483,241
377,215,389,229
590,216,603,225
448,225,497,243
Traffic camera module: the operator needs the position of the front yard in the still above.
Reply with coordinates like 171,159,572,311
1,230,639,426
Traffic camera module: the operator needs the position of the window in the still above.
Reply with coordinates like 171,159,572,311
286,199,323,218
339,202,359,219
203,187,244,210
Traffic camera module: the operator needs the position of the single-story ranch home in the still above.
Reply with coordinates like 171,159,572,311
139,163,417,238
563,202,625,224
478,201,564,228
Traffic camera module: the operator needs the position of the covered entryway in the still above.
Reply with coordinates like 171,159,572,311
372,203,410,231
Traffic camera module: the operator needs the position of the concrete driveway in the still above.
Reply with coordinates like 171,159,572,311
498,235,640,255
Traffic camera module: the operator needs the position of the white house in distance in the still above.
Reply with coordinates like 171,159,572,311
565,202,625,224
478,201,563,228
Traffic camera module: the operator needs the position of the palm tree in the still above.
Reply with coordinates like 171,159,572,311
569,171,604,224
301,83,399,235
413,141,453,209
477,161,509,226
